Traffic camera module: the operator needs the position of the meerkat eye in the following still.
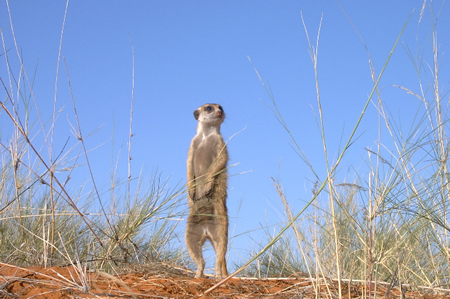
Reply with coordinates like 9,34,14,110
218,106,223,112
205,106,212,112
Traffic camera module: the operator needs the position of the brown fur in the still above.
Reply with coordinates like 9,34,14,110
186,103,229,279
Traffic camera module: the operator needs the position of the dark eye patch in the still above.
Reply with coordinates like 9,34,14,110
218,106,223,112
205,106,212,112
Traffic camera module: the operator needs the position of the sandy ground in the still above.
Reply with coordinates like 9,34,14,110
0,263,449,298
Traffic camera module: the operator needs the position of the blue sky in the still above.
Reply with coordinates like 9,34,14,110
1,0,449,272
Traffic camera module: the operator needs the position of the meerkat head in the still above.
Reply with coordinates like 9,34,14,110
194,104,225,126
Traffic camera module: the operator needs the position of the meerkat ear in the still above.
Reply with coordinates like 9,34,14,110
194,109,200,120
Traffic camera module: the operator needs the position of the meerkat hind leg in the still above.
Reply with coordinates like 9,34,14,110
210,224,229,279
186,225,207,278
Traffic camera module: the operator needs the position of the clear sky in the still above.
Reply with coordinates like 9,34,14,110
1,0,449,272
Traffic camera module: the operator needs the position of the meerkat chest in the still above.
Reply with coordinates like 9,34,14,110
193,135,219,176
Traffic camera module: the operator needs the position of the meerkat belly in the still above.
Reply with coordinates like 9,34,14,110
193,141,216,178
191,198,217,224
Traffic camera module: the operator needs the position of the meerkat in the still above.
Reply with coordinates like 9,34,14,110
186,103,229,279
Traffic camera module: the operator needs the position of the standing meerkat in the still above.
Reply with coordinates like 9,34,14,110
186,103,229,279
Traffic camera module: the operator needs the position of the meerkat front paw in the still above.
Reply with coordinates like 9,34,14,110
188,190,196,201
204,181,214,197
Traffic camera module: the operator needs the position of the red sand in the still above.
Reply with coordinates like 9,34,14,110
0,263,448,298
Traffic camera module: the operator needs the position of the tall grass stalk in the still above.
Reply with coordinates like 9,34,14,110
302,13,343,298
